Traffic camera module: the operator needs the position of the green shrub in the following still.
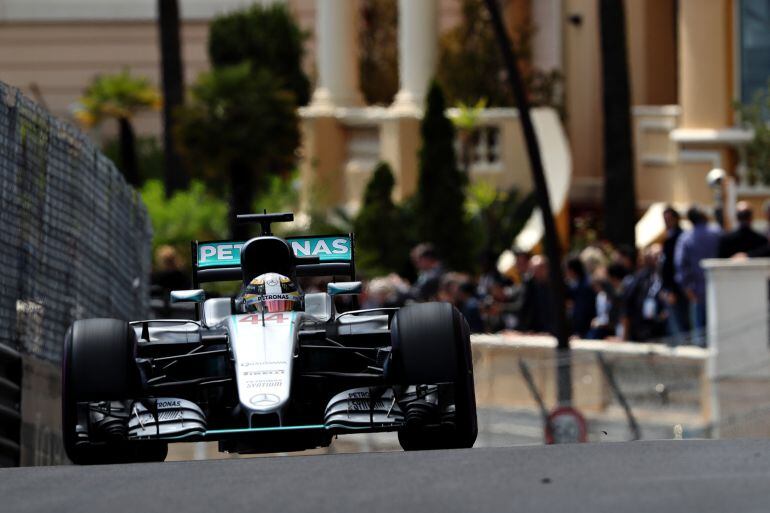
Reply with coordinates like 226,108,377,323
466,181,536,259
140,179,229,263
415,83,473,271
354,162,413,277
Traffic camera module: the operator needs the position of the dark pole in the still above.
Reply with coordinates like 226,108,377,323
158,0,189,196
483,0,572,405
118,117,140,187
599,0,636,248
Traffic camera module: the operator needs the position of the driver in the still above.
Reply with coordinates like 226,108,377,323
241,272,301,313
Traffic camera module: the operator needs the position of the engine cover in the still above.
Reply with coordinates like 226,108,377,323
324,387,404,429
128,398,206,439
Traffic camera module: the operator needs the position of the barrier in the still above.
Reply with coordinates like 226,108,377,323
0,82,152,466
0,344,20,466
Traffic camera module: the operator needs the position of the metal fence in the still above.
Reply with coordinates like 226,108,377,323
0,82,152,465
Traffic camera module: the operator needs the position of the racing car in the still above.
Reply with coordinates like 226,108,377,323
62,212,477,464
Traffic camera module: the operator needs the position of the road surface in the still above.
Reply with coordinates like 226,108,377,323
2,440,770,513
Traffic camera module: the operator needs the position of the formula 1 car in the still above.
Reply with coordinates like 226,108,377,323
62,212,477,464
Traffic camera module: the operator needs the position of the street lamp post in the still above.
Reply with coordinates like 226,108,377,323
483,0,572,405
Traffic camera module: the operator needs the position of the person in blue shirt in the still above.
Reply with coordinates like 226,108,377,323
674,206,721,346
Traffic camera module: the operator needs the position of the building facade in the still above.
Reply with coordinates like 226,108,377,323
0,0,768,245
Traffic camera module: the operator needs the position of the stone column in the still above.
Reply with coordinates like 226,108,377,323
309,0,363,110
391,0,438,113
678,0,731,128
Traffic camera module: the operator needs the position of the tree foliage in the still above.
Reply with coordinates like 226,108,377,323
735,82,770,185
208,3,310,105
437,0,562,110
74,70,160,186
103,135,164,184
416,83,473,271
354,162,412,276
466,181,536,260
73,70,160,127
359,0,399,105
140,179,229,258
173,63,300,238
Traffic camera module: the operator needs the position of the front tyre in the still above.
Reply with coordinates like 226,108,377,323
390,302,477,450
62,319,167,464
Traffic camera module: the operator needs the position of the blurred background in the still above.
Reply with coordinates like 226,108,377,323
1,0,770,465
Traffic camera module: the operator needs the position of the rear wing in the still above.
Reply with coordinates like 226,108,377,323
191,234,356,287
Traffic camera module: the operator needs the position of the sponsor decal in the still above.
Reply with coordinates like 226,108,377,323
197,236,352,267
156,400,182,409
246,380,283,389
138,411,184,422
260,294,293,300
347,391,386,411
249,393,281,407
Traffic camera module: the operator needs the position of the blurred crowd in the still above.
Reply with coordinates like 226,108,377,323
149,201,770,347
361,201,770,347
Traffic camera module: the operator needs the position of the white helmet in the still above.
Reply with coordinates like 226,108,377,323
242,273,300,313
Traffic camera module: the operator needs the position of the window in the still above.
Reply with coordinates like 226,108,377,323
739,0,770,103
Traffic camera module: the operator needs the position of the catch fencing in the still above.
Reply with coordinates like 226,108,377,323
0,82,152,465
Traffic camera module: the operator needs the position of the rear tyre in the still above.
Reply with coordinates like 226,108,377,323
62,319,167,464
390,302,477,450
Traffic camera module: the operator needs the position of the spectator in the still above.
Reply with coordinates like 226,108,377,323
362,275,409,308
661,207,690,344
675,206,721,346
519,255,554,333
621,244,667,342
586,265,626,340
565,256,596,338
150,245,191,319
437,273,484,332
579,245,607,276
457,280,485,333
481,280,519,332
718,201,765,257
764,199,770,240
477,251,505,298
748,200,770,257
151,245,189,292
612,244,637,274
409,243,444,301
511,249,532,285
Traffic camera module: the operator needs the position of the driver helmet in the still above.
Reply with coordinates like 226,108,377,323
242,273,300,313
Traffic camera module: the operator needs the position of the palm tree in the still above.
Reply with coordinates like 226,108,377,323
74,70,161,187
157,0,188,196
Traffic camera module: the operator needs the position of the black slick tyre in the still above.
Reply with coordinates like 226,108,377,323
390,302,477,450
62,318,167,464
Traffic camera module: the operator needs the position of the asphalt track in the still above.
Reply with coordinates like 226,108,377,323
3,440,770,513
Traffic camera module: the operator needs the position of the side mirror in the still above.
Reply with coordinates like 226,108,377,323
327,281,362,296
170,289,206,304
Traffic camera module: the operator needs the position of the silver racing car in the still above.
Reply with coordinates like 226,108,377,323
62,212,477,464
